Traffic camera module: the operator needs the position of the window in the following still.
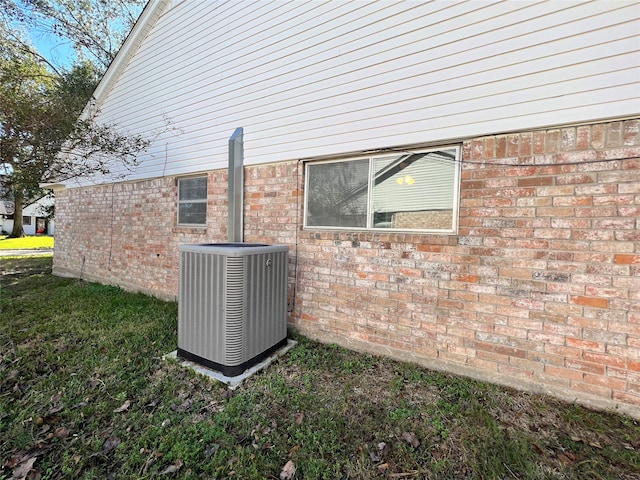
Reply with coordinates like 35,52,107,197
178,176,207,226
304,147,461,233
23,216,32,225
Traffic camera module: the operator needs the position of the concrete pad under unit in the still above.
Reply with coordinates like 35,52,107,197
165,339,297,389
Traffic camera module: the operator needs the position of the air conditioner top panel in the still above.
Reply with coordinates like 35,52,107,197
179,243,288,256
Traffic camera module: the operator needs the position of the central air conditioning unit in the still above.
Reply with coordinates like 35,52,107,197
178,243,288,376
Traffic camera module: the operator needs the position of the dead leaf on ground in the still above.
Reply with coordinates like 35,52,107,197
159,460,183,475
171,399,193,412
204,444,220,458
53,427,69,439
12,457,37,480
557,452,576,464
26,468,41,480
401,431,420,448
295,412,304,424
113,400,131,413
279,459,296,480
4,451,28,469
101,436,121,454
378,442,390,457
288,445,300,457
388,471,419,478
532,443,545,455
46,406,63,416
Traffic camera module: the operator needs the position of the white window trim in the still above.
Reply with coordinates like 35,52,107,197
303,145,461,234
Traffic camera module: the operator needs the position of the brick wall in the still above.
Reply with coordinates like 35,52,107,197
53,172,230,298
53,118,640,417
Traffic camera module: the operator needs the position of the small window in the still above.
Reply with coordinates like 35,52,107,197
178,176,207,226
304,147,461,233
23,216,32,225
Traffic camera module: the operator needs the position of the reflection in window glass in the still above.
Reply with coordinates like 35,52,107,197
372,151,457,230
305,159,369,228
304,148,460,233
179,177,207,201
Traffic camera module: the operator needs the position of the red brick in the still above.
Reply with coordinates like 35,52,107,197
583,352,626,368
545,365,583,381
561,128,576,150
613,392,640,407
495,136,507,158
622,120,640,145
507,134,519,157
615,254,640,265
591,124,606,148
576,126,590,150
570,296,609,309
520,132,533,156
472,139,484,160
518,176,553,187
532,131,546,154
622,157,640,170
484,137,496,159
583,373,627,391
546,129,561,153
606,122,623,147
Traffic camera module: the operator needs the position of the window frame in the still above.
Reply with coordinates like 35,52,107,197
303,146,461,234
177,175,208,227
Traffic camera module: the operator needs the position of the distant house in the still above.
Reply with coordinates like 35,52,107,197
49,1,640,417
0,195,54,236
0,199,13,234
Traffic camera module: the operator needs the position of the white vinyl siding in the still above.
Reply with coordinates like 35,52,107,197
89,0,639,184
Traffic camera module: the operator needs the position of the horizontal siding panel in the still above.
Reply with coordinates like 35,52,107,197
100,22,637,132
102,1,550,114
244,99,639,167
108,38,636,145
105,0,629,117
247,69,638,142
252,83,639,147
88,0,639,183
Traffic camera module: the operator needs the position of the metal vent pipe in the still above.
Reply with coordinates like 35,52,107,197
228,127,244,243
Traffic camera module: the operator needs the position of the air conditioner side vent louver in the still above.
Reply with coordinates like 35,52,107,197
178,243,288,377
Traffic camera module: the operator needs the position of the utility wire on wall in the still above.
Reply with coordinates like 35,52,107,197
385,146,639,167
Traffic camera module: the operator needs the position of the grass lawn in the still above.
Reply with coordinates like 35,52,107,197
1,257,639,479
0,235,54,250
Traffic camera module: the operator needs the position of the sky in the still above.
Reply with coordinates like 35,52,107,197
29,23,76,70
